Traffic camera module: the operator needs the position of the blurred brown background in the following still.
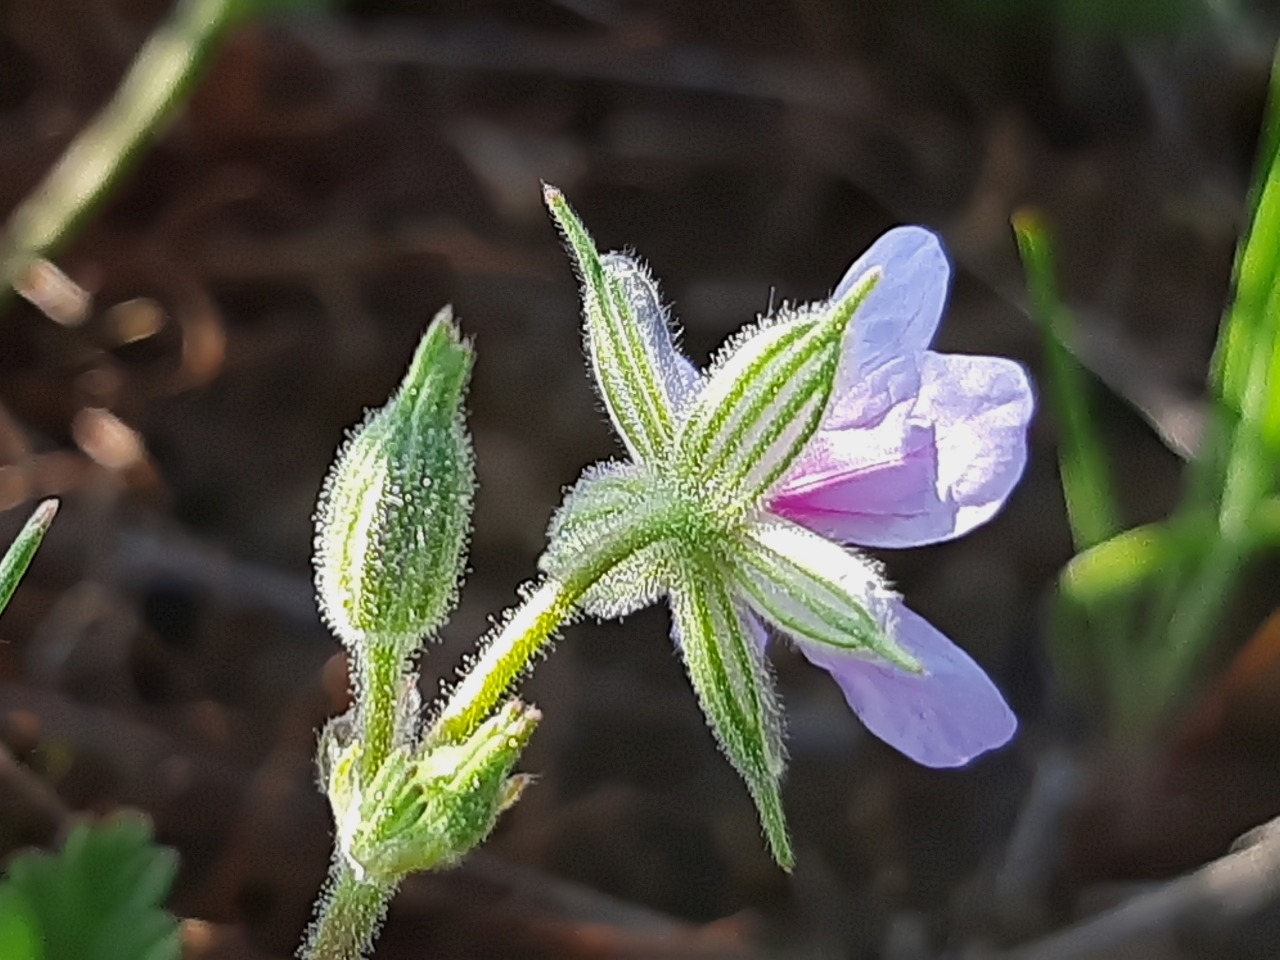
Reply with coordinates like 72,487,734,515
2,1,1279,957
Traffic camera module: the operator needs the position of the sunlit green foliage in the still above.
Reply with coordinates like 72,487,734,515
1019,44,1280,737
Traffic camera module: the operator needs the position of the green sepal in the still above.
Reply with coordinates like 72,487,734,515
540,461,679,618
677,270,881,512
668,564,793,870
314,306,476,655
325,700,540,884
730,517,918,670
544,185,684,465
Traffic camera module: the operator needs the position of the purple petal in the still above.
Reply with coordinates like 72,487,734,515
770,352,1033,548
916,352,1034,539
770,405,960,548
795,601,1016,767
827,227,950,429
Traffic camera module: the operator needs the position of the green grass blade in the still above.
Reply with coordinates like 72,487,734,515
0,500,57,620
1205,44,1280,521
1013,210,1121,550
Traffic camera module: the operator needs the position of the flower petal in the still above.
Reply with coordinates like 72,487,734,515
795,601,1016,767
916,352,1034,539
828,226,950,429
769,405,959,548
770,353,1033,548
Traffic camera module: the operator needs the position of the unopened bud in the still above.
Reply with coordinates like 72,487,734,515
314,307,475,654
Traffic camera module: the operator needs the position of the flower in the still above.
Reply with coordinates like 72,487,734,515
766,227,1032,769
541,187,1033,868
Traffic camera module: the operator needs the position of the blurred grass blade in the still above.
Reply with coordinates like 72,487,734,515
0,500,58,619
1060,521,1175,608
1206,44,1280,517
1056,497,1280,607
1146,47,1280,717
1247,43,1280,232
1013,210,1121,550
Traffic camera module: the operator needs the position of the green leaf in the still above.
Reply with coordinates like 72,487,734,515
0,500,58,621
1012,212,1120,551
0,815,180,960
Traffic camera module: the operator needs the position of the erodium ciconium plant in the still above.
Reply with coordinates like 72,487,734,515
539,187,1033,866
303,185,1034,959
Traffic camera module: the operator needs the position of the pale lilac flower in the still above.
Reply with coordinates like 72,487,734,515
543,187,1033,866
767,227,1032,768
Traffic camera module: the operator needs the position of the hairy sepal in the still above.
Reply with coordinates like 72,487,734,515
677,270,881,511
314,307,475,654
669,563,793,869
544,186,683,464
541,462,676,618
731,516,918,671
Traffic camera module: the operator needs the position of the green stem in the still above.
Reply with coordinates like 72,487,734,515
358,646,402,776
1,0,245,297
310,511,662,955
301,858,395,960
303,580,581,958
429,578,582,746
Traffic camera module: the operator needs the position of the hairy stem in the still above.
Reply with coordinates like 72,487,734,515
301,858,395,960
428,578,581,746
358,646,402,776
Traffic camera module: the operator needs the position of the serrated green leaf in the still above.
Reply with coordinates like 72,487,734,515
0,815,180,960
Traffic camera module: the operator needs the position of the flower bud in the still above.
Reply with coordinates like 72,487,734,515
326,700,540,883
314,307,475,654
